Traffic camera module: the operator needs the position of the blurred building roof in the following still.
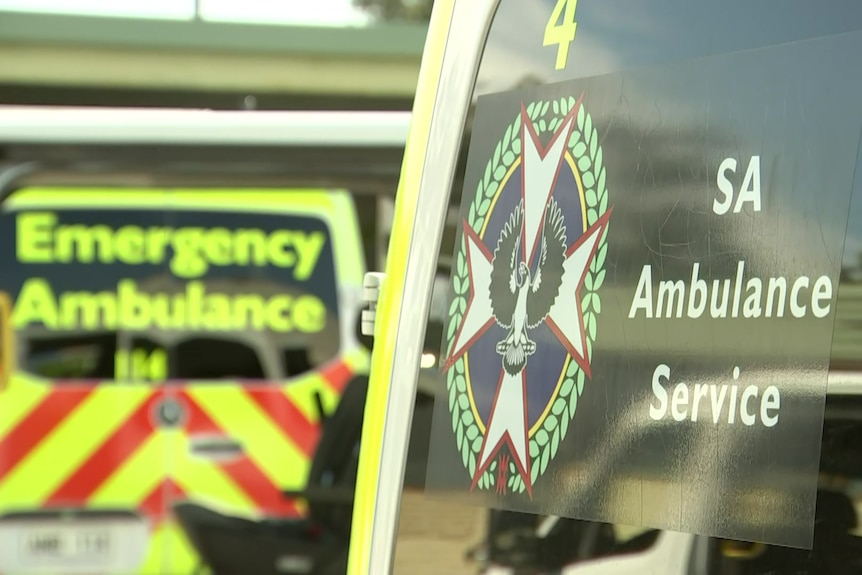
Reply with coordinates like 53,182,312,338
0,3,430,107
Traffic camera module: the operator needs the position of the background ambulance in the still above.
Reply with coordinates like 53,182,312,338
0,106,409,575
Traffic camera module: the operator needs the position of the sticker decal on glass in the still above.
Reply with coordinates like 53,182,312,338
426,29,862,549
441,95,612,497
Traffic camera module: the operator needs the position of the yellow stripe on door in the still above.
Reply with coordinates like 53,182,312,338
0,376,51,438
283,374,339,424
0,388,150,504
138,520,203,575
163,519,202,575
185,387,309,487
345,348,372,374
90,432,167,507
138,522,166,575
282,350,369,425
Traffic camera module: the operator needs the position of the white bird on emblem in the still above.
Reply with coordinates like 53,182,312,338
489,197,568,375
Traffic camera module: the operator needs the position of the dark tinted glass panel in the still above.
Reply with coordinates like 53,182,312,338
1,200,340,381
174,337,265,380
430,0,862,571
163,208,341,378
25,333,116,380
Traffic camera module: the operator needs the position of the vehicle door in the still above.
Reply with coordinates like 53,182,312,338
156,190,367,574
0,189,175,575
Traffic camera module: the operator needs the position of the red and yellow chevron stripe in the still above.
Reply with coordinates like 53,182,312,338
0,349,368,574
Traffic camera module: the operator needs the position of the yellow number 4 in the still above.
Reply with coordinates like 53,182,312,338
544,0,579,70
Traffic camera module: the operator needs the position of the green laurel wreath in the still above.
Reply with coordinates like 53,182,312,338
445,96,610,493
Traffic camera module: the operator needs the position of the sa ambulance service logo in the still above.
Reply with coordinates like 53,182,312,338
442,94,613,497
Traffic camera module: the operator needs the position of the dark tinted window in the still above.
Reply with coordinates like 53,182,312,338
434,1,862,572
175,337,265,380
282,347,313,378
26,333,116,380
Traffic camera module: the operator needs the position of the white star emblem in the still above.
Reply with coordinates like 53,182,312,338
444,98,612,495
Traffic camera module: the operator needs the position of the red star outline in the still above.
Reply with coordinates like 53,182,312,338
544,208,614,378
469,369,533,496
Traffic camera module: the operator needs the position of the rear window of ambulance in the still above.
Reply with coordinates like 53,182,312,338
0,205,341,382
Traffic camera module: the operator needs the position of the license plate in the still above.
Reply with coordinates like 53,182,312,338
21,529,111,561
0,515,147,574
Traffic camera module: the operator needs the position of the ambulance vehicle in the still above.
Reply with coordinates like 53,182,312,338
0,106,409,575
